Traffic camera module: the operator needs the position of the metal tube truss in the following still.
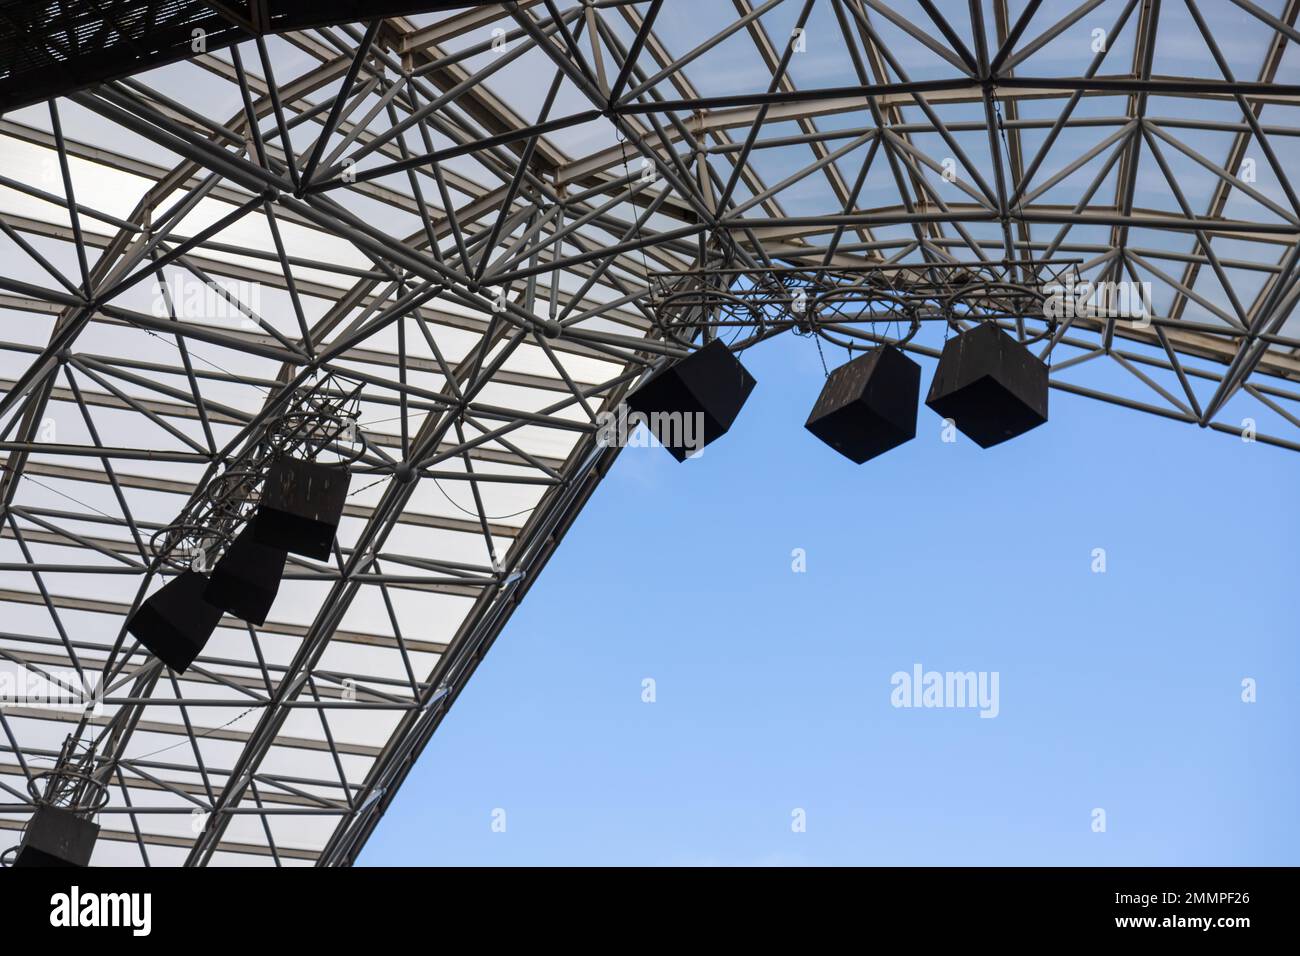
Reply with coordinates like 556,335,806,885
1,0,1298,865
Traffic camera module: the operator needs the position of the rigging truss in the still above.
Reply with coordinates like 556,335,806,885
1,0,1299,865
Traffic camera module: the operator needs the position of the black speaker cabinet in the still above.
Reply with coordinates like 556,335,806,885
255,458,350,559
126,570,223,673
624,338,757,462
925,322,1048,448
205,524,287,626
805,345,920,463
12,805,99,867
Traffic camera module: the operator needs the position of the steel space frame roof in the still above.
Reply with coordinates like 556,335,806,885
0,0,1298,865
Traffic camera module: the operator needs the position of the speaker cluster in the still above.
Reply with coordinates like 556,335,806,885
9,804,100,868
127,326,1047,673
126,458,351,674
626,323,1049,464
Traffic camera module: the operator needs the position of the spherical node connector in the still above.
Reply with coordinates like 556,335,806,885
541,319,563,339
395,462,417,484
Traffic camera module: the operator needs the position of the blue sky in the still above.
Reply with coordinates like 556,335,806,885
361,331,1300,866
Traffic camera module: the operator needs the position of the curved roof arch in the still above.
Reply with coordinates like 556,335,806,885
0,0,1297,865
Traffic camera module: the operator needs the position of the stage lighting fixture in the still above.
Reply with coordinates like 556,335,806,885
805,345,920,463
126,570,224,673
624,338,757,462
11,805,99,867
925,322,1048,447
254,457,351,559
204,525,287,626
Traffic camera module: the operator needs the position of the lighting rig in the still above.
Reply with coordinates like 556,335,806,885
127,374,364,674
627,259,1081,462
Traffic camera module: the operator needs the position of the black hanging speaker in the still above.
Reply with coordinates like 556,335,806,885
12,805,99,867
204,524,287,626
925,322,1049,448
126,570,223,673
805,345,920,463
254,458,350,560
624,338,757,462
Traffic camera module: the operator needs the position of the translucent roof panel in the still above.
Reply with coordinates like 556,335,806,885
1,1,1298,866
